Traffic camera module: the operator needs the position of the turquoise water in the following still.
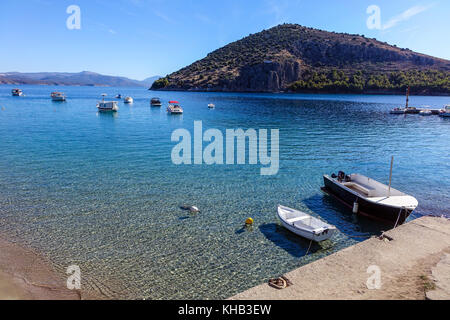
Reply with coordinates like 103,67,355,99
0,85,449,299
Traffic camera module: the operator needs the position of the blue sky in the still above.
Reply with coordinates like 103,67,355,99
0,0,449,80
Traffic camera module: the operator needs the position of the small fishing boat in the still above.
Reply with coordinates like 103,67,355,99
440,105,450,118
419,109,432,116
115,94,122,99
167,101,183,114
390,108,406,115
208,103,215,109
11,89,23,96
390,86,418,114
124,96,133,104
51,92,66,101
405,107,420,114
151,97,162,107
322,165,418,225
97,94,118,112
277,205,337,242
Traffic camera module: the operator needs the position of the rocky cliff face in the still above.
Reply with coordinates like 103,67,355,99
224,60,301,92
152,24,450,93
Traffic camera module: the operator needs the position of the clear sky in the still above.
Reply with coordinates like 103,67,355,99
1,0,449,80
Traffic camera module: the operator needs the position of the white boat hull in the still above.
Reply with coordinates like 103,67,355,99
277,205,336,242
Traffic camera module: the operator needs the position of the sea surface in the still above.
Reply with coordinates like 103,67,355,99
0,85,449,299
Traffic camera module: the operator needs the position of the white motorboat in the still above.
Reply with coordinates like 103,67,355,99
11,89,23,96
51,92,66,101
390,108,406,115
277,205,337,242
151,97,162,107
440,105,450,117
167,101,183,114
419,109,432,116
124,96,133,104
97,94,118,112
208,103,215,109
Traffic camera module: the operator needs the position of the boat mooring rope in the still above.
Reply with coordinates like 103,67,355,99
304,238,313,256
393,207,404,229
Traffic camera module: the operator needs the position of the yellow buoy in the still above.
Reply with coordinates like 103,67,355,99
245,218,254,225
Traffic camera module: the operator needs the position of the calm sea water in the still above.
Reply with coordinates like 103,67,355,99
0,85,449,299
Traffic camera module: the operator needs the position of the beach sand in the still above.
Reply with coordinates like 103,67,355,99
231,216,450,300
0,237,82,300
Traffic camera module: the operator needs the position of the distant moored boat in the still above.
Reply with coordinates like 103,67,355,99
419,109,432,116
97,94,119,112
167,101,183,114
151,97,162,106
124,96,133,104
390,86,418,114
439,105,450,117
11,88,23,96
51,92,66,101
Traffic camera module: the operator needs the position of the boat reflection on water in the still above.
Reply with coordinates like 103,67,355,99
97,110,118,119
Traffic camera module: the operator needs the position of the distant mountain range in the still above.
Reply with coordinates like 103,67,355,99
152,24,450,94
0,71,161,87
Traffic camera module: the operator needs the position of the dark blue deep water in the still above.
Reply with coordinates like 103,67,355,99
0,85,449,299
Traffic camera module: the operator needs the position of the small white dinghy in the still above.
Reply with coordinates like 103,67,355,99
277,205,337,242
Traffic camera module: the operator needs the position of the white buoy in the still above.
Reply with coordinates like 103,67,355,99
189,206,200,213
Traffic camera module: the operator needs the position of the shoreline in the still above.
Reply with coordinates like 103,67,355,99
150,88,450,97
230,216,450,300
0,236,93,300
2,217,448,300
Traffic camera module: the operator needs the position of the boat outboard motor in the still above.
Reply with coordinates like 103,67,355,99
337,171,346,182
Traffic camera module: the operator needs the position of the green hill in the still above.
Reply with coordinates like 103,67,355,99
152,24,450,94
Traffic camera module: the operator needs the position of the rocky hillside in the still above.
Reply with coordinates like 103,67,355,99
152,24,450,94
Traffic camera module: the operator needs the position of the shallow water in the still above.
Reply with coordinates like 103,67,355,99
0,85,449,299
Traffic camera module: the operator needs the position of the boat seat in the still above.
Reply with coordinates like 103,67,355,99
287,216,309,224
343,182,376,197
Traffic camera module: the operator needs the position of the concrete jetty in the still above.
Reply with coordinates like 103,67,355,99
231,217,450,300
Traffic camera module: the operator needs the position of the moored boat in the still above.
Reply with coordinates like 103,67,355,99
97,94,119,112
419,108,432,116
322,171,418,225
277,205,337,242
208,103,215,109
11,88,23,96
390,86,418,114
390,108,406,115
51,91,66,101
405,107,420,114
124,96,133,104
439,105,450,117
151,97,162,107
167,101,183,114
